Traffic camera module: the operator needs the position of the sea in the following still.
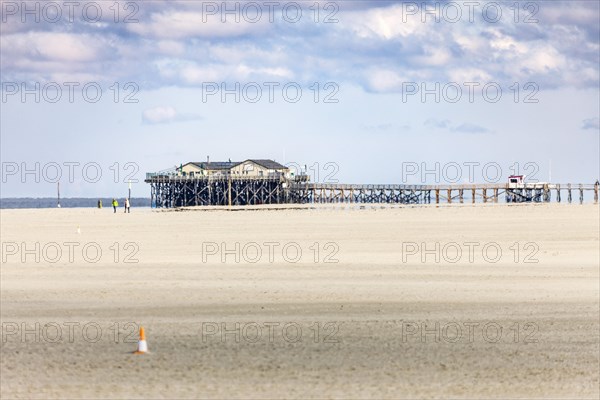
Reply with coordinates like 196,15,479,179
0,198,152,209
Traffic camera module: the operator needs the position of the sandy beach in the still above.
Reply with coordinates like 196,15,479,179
1,203,598,399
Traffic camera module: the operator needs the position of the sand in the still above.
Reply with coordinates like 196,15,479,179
1,203,598,399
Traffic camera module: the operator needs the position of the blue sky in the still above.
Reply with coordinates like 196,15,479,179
1,0,598,197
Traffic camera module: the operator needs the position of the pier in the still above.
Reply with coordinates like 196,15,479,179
145,174,599,208
293,182,599,205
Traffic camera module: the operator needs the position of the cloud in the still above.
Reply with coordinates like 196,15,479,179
156,40,186,57
581,117,600,130
127,10,269,39
424,119,451,129
1,32,108,69
155,60,295,86
142,106,202,125
451,123,491,134
0,1,598,91
366,69,407,92
424,119,491,134
361,123,393,131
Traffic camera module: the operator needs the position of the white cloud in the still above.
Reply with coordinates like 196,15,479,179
156,40,186,56
411,45,453,67
154,60,294,86
519,45,566,74
347,4,427,39
366,69,407,92
0,1,597,92
127,10,269,39
16,32,101,62
180,64,225,84
447,68,492,83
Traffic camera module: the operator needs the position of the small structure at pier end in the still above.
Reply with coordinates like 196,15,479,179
145,160,599,208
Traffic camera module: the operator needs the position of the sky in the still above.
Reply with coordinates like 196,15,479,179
1,0,599,198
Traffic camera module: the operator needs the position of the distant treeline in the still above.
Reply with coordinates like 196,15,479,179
0,198,151,209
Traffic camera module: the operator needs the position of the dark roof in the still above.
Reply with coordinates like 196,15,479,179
187,159,288,171
190,162,238,170
245,159,288,170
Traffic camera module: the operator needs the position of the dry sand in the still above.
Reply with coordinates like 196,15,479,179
1,203,599,399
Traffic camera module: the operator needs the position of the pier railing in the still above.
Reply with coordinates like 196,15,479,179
145,172,291,180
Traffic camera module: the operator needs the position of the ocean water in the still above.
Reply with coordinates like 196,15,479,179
0,198,151,209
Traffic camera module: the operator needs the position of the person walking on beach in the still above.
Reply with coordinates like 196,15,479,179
124,198,130,213
112,198,118,213
97,199,102,209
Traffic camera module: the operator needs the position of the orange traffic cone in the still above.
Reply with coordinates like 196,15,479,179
133,326,148,354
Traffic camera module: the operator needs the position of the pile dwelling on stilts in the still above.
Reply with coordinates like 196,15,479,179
145,160,600,208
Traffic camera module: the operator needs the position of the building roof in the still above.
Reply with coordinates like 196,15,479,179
188,159,288,171
190,162,238,170
244,159,288,170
